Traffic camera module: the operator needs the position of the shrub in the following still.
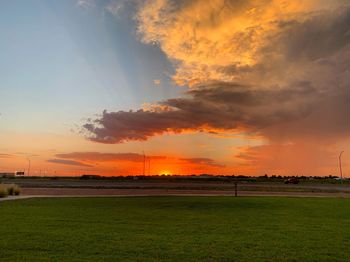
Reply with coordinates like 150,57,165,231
13,185,21,196
6,184,21,196
0,184,21,197
0,185,9,198
7,185,14,195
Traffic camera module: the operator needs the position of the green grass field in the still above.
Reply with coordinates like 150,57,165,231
1,197,350,261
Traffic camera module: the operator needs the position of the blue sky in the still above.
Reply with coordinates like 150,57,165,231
0,0,178,134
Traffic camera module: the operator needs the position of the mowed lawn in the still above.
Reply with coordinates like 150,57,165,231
1,197,350,261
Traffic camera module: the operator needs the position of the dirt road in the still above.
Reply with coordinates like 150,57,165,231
20,187,350,198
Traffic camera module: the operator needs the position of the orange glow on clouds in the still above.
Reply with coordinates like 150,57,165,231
136,0,336,86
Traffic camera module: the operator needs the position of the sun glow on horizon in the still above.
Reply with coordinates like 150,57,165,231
159,170,172,176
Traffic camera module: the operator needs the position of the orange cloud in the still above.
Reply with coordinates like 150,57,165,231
136,0,342,86
56,152,167,162
47,159,94,168
0,154,14,159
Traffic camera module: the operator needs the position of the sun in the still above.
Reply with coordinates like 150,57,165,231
160,170,172,176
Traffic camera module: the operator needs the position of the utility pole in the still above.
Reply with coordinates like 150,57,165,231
148,158,151,176
234,181,238,197
233,173,238,197
27,158,31,176
339,151,344,182
142,151,146,176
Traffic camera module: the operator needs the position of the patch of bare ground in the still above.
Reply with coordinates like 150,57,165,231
20,187,350,198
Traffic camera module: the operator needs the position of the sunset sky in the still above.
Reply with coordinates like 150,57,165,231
1,0,350,176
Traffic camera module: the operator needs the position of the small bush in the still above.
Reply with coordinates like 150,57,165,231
7,185,14,195
6,184,21,196
13,185,21,196
0,184,21,197
0,185,9,198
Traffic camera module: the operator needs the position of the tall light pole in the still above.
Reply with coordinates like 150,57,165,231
27,157,31,176
148,158,151,176
142,151,146,176
339,151,344,182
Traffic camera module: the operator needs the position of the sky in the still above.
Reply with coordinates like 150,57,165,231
1,0,350,176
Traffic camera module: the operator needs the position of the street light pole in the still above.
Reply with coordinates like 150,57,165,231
27,158,31,176
142,151,146,176
339,151,344,182
148,158,151,176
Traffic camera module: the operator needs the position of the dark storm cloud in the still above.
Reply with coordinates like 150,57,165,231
278,7,350,62
83,81,320,143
